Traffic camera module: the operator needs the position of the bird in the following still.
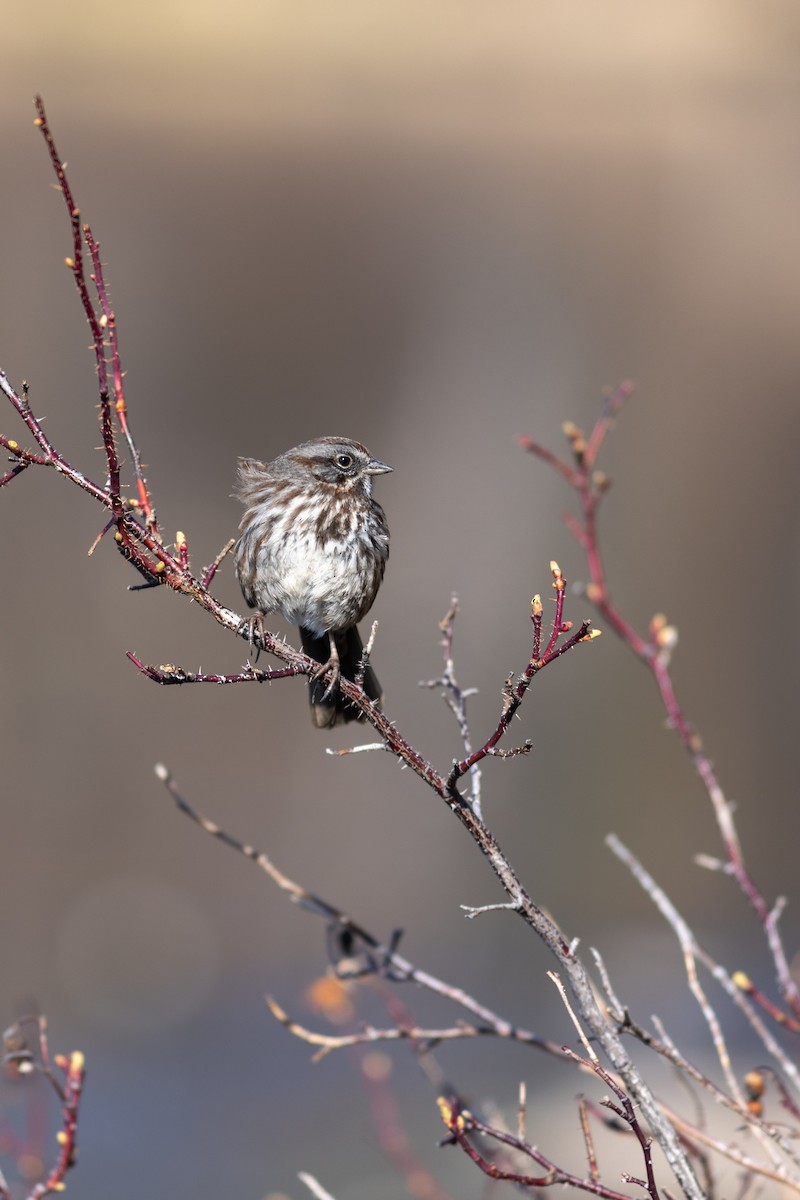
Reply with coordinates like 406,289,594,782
234,436,392,727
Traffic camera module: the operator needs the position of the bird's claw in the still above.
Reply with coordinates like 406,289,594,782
312,657,341,702
243,612,266,662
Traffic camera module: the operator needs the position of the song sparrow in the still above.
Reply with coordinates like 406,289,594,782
234,436,392,727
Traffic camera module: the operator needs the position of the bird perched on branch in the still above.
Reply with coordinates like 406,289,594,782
234,436,392,727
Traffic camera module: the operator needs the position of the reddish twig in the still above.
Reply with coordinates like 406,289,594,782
445,564,598,791
438,1097,638,1199
520,383,800,1019
84,227,156,531
732,971,800,1035
34,98,122,514
2,1016,85,1200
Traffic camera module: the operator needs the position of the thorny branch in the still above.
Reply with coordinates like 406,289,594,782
6,99,796,1200
1,98,706,1199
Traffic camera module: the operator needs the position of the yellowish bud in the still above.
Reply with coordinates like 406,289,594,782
732,971,752,991
64,257,74,268
7,440,19,451
744,1069,765,1098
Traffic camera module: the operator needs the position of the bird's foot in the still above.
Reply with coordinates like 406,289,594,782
242,612,266,662
311,636,342,702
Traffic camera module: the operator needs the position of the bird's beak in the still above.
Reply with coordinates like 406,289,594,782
365,459,393,475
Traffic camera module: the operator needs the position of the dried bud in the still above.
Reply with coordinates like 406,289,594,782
744,1069,765,1099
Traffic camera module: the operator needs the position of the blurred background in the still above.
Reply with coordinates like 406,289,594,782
1,2,800,1196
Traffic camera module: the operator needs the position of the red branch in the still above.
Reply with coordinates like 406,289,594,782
1,1017,85,1200
520,382,800,1018
0,105,704,1200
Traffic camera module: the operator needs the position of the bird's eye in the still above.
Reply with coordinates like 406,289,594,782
336,454,353,469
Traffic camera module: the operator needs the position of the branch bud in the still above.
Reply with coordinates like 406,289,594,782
744,1069,765,1099
64,257,74,268
562,421,587,458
